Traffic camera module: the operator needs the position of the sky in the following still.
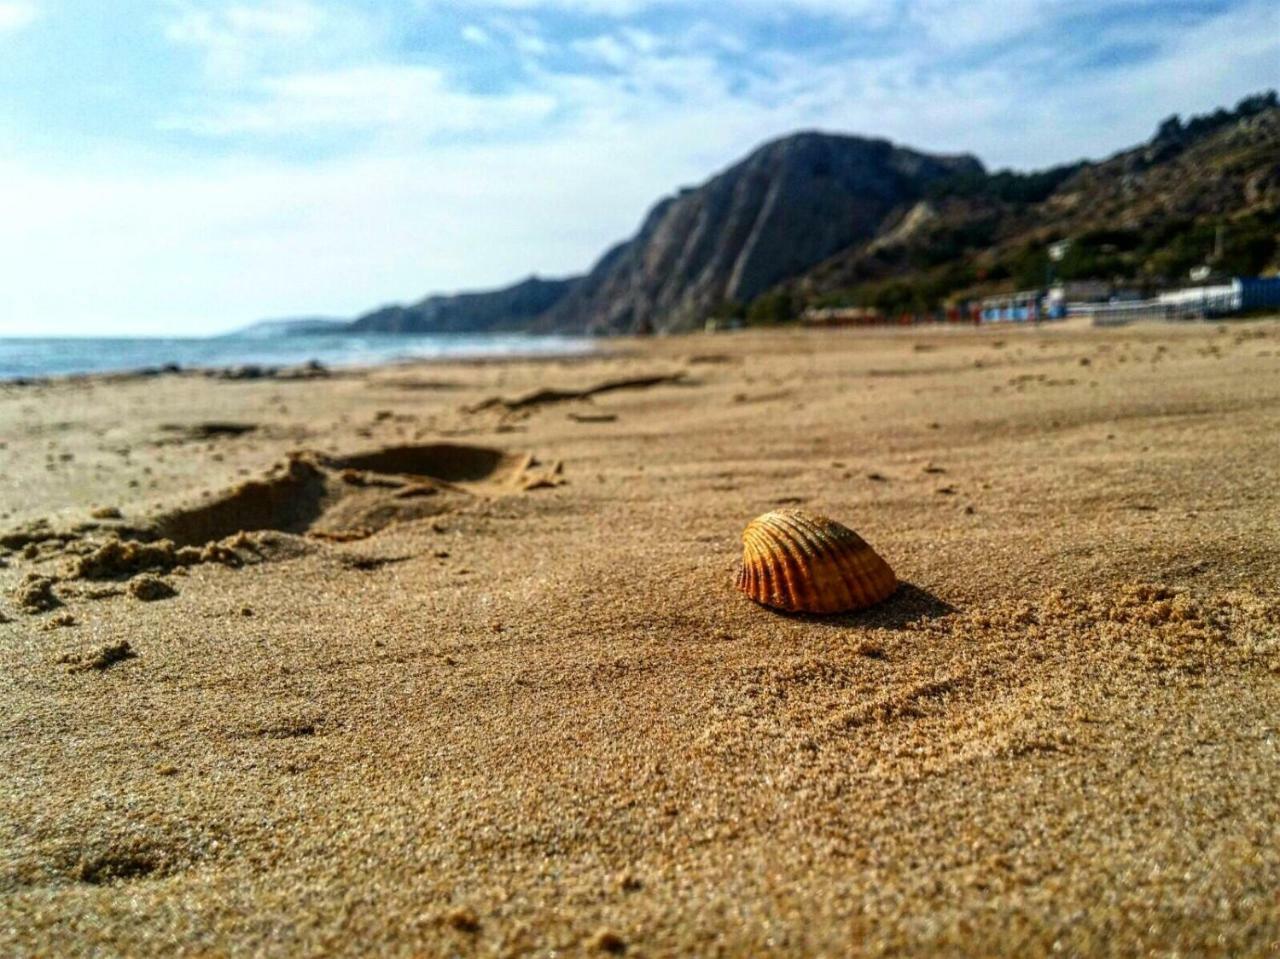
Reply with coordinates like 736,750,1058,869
0,1,1276,336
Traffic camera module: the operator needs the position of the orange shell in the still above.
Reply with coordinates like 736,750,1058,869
734,509,897,614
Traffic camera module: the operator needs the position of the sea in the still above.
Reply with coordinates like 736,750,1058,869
0,333,595,382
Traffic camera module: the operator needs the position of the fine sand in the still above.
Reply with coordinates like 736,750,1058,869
1,320,1278,956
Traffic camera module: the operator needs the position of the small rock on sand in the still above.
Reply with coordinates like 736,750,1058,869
129,574,177,602
589,928,627,954
60,640,136,672
444,907,480,933
14,574,61,613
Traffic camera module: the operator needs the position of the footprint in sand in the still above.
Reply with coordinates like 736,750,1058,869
118,442,553,551
3,443,568,597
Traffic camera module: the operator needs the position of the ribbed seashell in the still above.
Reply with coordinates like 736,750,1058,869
734,509,897,614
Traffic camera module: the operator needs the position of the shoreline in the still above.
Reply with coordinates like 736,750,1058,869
5,314,1272,387
0,331,600,387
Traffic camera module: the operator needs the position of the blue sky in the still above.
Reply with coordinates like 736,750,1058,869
0,0,1276,335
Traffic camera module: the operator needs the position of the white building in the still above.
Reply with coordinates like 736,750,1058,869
1156,282,1241,314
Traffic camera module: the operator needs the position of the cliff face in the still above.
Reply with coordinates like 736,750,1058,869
539,133,983,333
351,276,578,334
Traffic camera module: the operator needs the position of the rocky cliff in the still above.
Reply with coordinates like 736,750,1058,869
538,133,982,333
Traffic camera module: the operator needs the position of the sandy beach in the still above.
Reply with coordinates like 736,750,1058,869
2,320,1278,956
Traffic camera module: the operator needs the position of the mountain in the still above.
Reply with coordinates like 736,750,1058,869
352,134,980,336
539,134,983,334
351,276,577,334
793,92,1280,315
231,317,349,338
338,90,1280,334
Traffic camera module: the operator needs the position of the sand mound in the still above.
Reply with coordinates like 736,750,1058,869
12,573,61,612
467,372,687,412
57,639,135,673
0,443,554,565
69,537,245,580
71,843,162,885
127,574,177,601
0,519,78,553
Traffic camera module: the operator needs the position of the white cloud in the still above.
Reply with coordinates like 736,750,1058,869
164,64,557,138
0,48,1031,332
571,33,631,68
165,0,370,82
461,23,493,45
0,0,37,33
486,15,552,57
434,0,652,15
1040,0,1280,151
424,0,890,17
906,0,1050,47
167,0,327,43
221,0,324,38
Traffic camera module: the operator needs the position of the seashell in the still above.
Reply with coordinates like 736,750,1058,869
734,509,897,614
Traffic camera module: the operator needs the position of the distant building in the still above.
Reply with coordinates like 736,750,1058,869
1072,276,1280,325
1157,277,1280,314
800,306,885,326
1051,280,1111,301
978,290,1044,323
1157,281,1240,313
1045,280,1110,317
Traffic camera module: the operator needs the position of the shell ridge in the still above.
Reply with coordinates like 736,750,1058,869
755,513,815,611
738,531,762,599
747,527,788,609
813,512,891,607
779,511,855,612
764,520,810,610
834,538,874,607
